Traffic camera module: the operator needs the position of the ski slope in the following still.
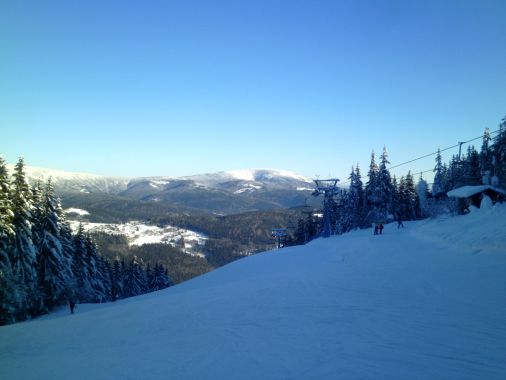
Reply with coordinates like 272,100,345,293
1,204,506,379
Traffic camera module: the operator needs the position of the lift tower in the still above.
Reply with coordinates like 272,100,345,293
312,178,339,238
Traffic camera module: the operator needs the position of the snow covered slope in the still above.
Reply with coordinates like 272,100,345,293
1,205,505,379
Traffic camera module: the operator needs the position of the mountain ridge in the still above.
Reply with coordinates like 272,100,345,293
8,164,316,214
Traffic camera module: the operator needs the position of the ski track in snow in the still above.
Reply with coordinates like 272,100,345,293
1,205,506,379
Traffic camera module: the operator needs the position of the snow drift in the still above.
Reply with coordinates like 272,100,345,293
1,204,505,379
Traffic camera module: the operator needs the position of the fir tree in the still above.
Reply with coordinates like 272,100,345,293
84,234,109,302
433,148,445,196
72,224,93,301
146,264,153,292
124,256,147,297
447,155,462,190
92,252,111,303
441,163,450,192
110,259,124,301
10,157,38,318
462,146,481,185
491,114,506,185
348,165,365,229
391,176,399,217
377,146,395,216
0,156,16,324
398,172,420,220
416,175,429,218
150,263,172,291
480,127,492,179
56,206,76,297
365,151,379,224
30,179,44,258
36,179,69,310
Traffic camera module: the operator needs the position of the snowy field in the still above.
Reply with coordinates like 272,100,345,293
66,215,207,257
1,204,505,379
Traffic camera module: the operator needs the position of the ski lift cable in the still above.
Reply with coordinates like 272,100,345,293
338,128,501,186
388,129,500,171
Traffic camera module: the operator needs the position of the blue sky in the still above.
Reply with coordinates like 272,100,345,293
1,0,505,182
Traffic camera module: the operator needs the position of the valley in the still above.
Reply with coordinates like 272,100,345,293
24,166,319,281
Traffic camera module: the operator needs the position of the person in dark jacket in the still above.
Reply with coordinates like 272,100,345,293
69,299,76,314
378,223,384,234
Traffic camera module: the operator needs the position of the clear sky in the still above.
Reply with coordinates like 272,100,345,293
1,0,505,182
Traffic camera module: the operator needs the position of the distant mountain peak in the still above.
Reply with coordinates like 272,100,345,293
224,169,312,183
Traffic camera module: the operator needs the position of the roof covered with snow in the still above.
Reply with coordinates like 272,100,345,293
446,185,506,198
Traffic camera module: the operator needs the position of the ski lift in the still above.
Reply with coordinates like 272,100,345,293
271,228,287,248
312,178,340,238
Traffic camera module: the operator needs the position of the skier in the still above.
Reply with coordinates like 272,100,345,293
69,299,76,314
397,217,404,228
378,223,384,235
374,224,379,235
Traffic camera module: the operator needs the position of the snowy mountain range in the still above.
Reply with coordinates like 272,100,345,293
1,202,505,379
11,165,317,214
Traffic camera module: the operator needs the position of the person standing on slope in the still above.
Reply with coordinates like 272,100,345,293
69,298,76,314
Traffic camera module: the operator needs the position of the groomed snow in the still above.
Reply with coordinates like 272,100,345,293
1,204,505,379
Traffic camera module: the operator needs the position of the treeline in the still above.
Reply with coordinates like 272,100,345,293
292,115,506,245
0,158,172,325
93,232,212,284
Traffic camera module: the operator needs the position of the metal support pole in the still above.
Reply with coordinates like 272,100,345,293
458,141,464,161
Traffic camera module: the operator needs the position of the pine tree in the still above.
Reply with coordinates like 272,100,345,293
110,259,124,301
36,179,69,310
57,206,76,298
84,234,110,303
398,172,420,220
377,147,395,216
10,158,38,319
348,165,365,229
123,256,147,297
462,146,481,185
146,264,153,292
416,175,429,218
365,151,379,224
30,179,44,259
72,224,93,301
92,252,111,303
150,263,172,291
441,163,450,192
293,210,319,245
391,176,399,217
0,156,17,324
480,128,492,180
447,155,462,190
491,114,506,186
433,148,445,197
354,165,366,227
